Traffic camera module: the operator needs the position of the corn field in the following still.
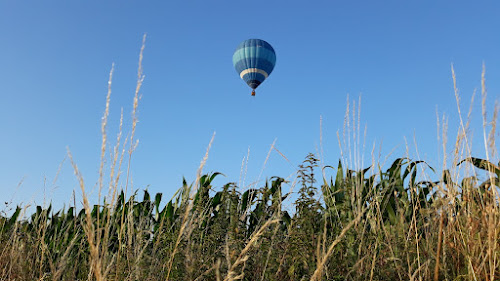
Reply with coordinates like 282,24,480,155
1,152,499,280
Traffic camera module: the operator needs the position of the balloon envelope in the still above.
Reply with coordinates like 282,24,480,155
233,39,276,92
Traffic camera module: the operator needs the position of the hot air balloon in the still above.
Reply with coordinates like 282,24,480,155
233,39,276,96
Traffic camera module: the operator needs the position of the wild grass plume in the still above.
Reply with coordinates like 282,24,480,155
1,45,499,281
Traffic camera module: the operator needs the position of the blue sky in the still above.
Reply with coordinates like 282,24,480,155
1,1,499,211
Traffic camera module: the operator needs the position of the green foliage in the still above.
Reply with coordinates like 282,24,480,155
0,155,498,280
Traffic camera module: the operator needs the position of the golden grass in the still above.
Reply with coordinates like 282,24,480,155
0,38,498,281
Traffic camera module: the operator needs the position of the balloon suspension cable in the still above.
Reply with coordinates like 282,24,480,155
251,90,256,96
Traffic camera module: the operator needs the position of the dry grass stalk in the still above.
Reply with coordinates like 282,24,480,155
99,63,114,201
310,210,364,281
67,149,103,281
124,34,146,196
165,132,216,281
224,219,279,281
433,211,444,281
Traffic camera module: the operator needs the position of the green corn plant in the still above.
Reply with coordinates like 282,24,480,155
245,177,286,236
322,160,373,227
373,158,435,225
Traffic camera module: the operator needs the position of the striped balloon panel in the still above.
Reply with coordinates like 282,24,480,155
233,59,275,76
232,39,276,89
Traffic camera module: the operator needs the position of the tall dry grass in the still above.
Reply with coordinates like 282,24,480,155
0,39,498,281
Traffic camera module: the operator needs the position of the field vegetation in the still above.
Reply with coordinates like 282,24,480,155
1,40,499,280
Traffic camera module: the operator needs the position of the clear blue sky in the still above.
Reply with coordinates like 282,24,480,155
1,1,499,211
